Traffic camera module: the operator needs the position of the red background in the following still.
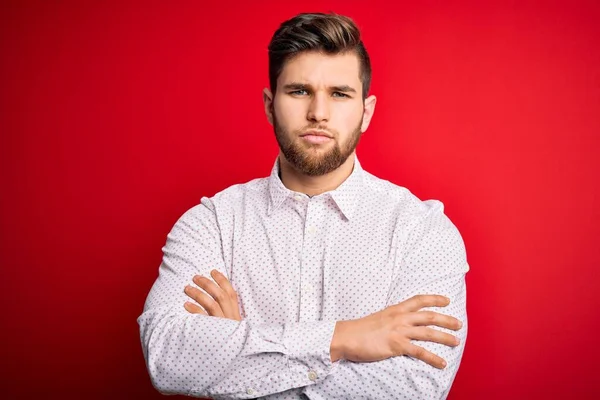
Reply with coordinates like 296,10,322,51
1,1,599,399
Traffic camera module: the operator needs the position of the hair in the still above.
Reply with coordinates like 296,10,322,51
268,12,372,99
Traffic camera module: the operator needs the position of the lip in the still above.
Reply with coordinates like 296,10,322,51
300,130,332,138
300,132,333,144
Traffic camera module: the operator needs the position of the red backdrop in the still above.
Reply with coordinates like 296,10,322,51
1,1,599,399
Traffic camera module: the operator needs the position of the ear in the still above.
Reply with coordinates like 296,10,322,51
360,95,377,133
263,88,274,126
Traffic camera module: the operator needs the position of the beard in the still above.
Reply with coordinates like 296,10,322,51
273,114,363,177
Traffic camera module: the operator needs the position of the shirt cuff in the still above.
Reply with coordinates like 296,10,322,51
283,320,337,385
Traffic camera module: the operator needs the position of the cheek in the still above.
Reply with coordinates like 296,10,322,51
336,104,363,130
275,100,304,126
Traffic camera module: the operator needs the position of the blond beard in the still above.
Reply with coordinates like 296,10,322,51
273,116,363,176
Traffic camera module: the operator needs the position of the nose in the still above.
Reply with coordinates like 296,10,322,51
306,92,329,123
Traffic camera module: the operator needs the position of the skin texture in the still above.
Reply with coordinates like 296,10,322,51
263,51,376,196
182,51,462,369
184,270,241,321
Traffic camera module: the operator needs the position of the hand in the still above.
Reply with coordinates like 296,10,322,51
183,269,242,321
330,295,462,369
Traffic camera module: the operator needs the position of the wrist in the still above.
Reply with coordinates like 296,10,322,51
330,320,350,362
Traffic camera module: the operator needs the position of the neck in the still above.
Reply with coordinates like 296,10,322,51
278,152,356,196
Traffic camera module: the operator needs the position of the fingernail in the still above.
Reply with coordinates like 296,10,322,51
441,360,447,368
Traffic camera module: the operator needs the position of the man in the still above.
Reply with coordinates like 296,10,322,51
138,12,468,399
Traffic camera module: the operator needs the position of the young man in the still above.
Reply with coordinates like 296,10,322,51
138,12,468,399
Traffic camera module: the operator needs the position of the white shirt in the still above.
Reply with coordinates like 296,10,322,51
138,155,469,399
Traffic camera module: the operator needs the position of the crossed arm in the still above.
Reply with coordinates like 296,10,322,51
138,201,468,399
185,269,461,369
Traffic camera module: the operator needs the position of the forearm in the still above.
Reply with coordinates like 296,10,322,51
308,274,468,399
138,304,338,399
305,322,466,399
303,340,466,400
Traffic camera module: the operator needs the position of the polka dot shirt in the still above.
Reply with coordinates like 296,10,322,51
138,156,469,399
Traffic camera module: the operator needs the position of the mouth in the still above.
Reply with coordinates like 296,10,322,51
300,130,332,139
299,131,333,144
299,130,333,139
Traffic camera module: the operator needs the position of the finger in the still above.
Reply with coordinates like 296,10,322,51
404,343,447,369
184,285,224,317
210,270,242,320
184,301,208,315
407,326,460,347
192,275,236,318
394,295,450,313
210,270,236,297
408,311,463,331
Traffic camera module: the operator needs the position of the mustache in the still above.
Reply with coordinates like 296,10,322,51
297,125,336,136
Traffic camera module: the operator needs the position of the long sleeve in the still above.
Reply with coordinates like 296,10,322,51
301,201,469,400
137,200,337,399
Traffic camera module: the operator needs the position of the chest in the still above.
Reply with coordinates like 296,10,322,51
224,205,399,324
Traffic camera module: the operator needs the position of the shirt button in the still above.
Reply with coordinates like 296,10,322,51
294,194,303,201
308,370,318,381
246,388,255,395
307,225,316,234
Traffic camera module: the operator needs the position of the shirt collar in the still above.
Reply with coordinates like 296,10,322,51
267,155,364,220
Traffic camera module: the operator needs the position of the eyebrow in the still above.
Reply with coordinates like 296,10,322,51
282,82,357,94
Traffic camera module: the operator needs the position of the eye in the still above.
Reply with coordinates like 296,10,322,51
332,92,349,98
290,89,308,96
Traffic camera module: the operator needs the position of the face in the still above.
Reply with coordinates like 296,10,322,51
264,51,376,176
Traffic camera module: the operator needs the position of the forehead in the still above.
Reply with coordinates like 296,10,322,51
278,51,361,87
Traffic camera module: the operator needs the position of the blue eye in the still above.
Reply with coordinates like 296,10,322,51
290,90,308,95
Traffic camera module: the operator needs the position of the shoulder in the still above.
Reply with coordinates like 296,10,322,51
201,176,269,209
361,169,464,249
361,169,444,222
361,171,469,275
171,177,269,236
188,177,271,231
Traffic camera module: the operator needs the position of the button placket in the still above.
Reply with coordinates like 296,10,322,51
298,198,325,322
301,283,315,296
